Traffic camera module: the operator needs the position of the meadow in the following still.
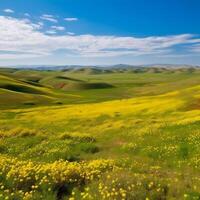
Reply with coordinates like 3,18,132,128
0,66,200,199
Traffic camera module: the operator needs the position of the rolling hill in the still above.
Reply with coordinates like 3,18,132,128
1,67,200,199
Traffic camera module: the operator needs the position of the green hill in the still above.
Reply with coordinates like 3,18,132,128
1,67,200,199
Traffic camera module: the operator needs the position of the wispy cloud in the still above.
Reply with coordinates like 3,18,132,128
40,14,58,23
0,15,199,60
3,9,14,13
37,22,44,27
67,32,75,35
46,30,57,35
24,13,30,17
64,17,78,21
51,26,65,31
42,14,54,18
190,43,200,53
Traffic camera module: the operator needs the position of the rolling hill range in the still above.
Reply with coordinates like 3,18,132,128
1,66,200,199
0,68,117,108
1,66,200,108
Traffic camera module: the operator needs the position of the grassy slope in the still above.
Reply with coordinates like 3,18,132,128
2,68,200,107
0,73,57,108
1,68,200,199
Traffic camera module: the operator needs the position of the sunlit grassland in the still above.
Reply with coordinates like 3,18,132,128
1,68,200,199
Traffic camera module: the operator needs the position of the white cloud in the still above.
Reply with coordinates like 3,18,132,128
40,14,58,23
51,26,65,31
0,15,199,60
67,32,75,35
42,14,54,18
24,13,30,17
46,30,57,35
3,9,14,13
64,17,78,21
0,53,45,59
37,22,44,27
190,43,200,53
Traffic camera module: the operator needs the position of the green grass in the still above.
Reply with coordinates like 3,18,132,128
2,67,200,109
1,67,200,199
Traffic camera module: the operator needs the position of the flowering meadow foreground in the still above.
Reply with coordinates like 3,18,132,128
1,67,200,199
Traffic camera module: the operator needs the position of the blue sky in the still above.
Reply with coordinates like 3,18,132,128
0,0,200,66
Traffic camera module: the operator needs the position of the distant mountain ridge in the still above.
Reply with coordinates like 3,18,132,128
0,64,200,71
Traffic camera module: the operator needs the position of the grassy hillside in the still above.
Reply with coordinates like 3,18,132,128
0,67,200,199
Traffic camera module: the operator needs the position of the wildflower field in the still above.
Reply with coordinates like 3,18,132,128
0,67,200,199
